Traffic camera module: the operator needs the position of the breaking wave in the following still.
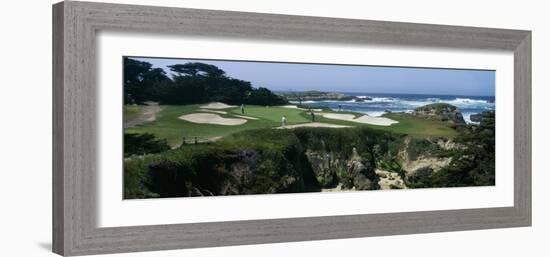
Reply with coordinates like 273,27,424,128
298,94,495,118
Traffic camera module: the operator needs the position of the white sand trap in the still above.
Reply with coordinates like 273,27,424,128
233,115,259,120
320,113,398,126
199,109,227,114
354,116,398,126
179,113,247,126
277,122,352,129
200,102,236,109
322,113,356,120
281,105,323,112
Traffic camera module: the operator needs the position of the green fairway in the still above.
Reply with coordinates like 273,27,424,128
124,104,458,147
125,105,312,147
378,113,458,137
228,106,310,123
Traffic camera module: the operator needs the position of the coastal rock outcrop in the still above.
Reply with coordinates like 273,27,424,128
470,113,482,123
412,103,466,125
469,111,496,127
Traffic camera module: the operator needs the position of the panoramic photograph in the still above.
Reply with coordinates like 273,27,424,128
123,57,496,199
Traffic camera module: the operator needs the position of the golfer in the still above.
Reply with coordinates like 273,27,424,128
281,115,287,127
310,110,315,122
240,104,245,114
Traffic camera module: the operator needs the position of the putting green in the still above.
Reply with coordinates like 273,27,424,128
228,106,310,123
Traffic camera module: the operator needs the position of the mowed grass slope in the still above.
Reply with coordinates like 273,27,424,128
380,113,458,137
125,104,458,147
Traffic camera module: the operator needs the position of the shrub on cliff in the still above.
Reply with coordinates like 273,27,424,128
124,133,170,157
293,127,400,163
124,129,319,199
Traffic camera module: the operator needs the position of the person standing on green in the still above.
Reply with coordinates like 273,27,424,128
310,110,315,122
282,115,287,127
240,104,245,114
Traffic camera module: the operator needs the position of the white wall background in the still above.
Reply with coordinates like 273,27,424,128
0,0,547,256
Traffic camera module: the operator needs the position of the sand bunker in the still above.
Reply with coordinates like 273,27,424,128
354,115,399,126
233,115,259,120
277,122,352,129
179,113,247,126
322,113,356,120
199,109,227,114
200,102,236,109
319,113,398,126
281,105,323,112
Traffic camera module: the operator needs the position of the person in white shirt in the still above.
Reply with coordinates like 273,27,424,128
281,115,287,127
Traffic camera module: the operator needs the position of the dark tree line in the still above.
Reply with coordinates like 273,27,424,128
124,58,288,106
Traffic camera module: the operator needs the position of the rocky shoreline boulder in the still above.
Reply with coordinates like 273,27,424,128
469,113,482,123
470,110,495,127
280,91,371,102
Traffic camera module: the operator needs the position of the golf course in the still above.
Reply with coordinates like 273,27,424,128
122,57,495,199
124,102,458,147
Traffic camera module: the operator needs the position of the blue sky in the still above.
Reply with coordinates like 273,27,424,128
130,57,495,96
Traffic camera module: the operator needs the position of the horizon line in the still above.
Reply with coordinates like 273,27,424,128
274,90,495,98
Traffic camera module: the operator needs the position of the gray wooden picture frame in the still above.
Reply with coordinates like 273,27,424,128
52,1,531,256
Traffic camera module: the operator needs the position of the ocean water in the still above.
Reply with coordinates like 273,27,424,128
292,92,495,124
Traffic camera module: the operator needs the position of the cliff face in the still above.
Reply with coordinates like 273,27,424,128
125,123,493,199
397,137,454,185
304,135,465,192
305,147,379,190
301,134,465,191
133,133,456,198
304,136,458,192
143,145,384,198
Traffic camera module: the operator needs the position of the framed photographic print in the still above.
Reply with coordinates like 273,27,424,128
52,1,531,256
